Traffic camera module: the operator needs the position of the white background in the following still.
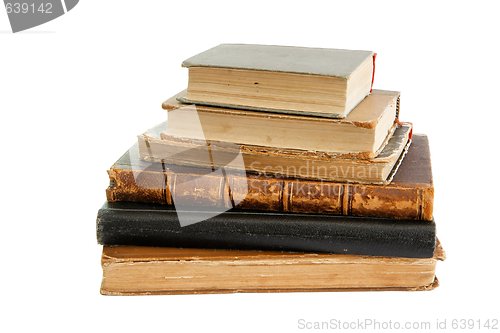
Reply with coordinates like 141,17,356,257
1,1,499,332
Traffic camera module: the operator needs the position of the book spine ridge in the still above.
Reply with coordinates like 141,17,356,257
107,169,433,220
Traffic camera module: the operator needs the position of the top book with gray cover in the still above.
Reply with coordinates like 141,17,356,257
180,44,375,118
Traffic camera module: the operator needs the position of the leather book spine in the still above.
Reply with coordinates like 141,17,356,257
107,169,433,220
106,168,169,205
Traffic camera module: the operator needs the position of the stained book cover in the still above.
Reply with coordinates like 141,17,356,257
107,130,432,220
141,122,408,184
100,242,445,295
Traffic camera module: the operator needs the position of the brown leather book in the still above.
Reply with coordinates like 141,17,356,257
100,241,445,295
106,134,433,220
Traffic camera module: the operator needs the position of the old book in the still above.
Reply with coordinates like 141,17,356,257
180,44,375,118
139,122,410,184
96,202,437,258
164,89,398,157
100,241,445,295
110,130,433,220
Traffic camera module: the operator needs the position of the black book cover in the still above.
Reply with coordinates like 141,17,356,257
96,202,436,258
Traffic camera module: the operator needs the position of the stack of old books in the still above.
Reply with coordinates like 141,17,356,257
97,44,444,295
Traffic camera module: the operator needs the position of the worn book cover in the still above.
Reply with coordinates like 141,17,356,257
163,89,399,157
96,202,437,258
100,241,445,295
180,44,375,118
140,122,409,184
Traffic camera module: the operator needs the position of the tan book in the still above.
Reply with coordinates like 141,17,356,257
138,123,411,185
163,89,400,158
180,44,375,118
100,241,444,295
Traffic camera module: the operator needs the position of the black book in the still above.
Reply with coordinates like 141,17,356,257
96,202,436,258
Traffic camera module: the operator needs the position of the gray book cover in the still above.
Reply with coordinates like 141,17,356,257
182,44,373,78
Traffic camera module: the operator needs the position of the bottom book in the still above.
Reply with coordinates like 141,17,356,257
100,241,445,295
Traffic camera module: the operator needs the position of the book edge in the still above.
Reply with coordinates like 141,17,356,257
100,278,439,296
177,96,347,119
137,127,411,183
165,89,400,129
